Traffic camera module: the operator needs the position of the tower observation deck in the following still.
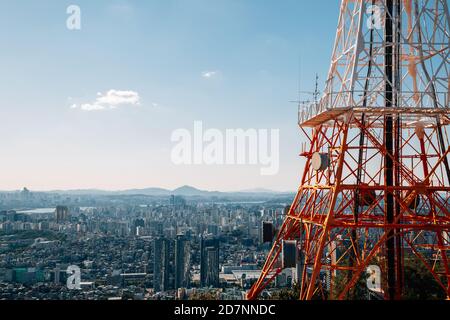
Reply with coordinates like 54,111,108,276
298,0,449,128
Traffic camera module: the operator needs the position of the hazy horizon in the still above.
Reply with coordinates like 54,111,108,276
0,184,296,194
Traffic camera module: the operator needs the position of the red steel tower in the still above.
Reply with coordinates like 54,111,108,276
248,0,450,300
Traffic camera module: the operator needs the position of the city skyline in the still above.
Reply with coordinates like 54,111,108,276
0,0,340,192
0,190,292,300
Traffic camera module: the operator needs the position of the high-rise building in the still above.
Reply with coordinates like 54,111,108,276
55,206,69,223
205,247,219,287
200,236,219,287
170,195,186,207
207,224,219,236
175,234,191,289
261,221,274,244
153,238,171,292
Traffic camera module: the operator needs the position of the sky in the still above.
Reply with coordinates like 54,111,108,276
0,0,340,192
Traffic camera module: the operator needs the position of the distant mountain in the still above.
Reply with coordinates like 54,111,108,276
117,187,170,196
172,185,211,196
117,186,218,197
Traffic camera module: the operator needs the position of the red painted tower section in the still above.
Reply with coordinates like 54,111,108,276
248,0,450,300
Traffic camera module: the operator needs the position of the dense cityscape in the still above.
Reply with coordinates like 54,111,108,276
0,187,295,300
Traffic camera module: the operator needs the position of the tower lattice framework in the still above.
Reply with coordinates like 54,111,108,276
248,0,450,300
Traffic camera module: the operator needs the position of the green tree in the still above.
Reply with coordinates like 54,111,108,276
271,282,301,300
403,257,446,300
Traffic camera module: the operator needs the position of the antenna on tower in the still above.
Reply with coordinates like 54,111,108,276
290,73,321,105
313,73,320,103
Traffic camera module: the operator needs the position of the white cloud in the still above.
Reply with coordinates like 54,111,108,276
80,104,106,111
71,90,141,111
202,71,218,79
96,90,140,106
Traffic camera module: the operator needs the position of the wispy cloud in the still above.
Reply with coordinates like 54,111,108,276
201,71,219,79
71,90,141,111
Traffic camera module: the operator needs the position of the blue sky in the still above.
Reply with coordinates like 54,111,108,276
0,0,340,192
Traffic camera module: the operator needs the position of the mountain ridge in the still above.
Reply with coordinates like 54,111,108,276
3,186,295,197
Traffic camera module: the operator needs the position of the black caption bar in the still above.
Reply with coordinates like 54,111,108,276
1,300,449,319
